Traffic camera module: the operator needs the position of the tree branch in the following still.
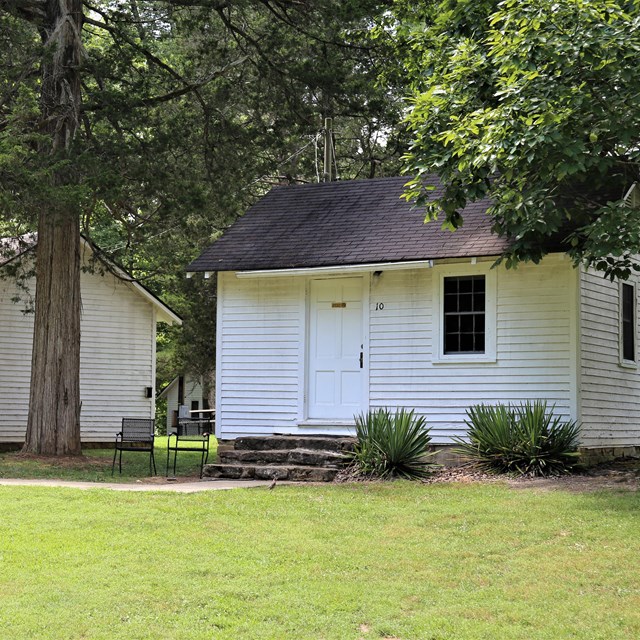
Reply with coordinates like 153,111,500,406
162,0,230,8
257,0,372,52
0,0,46,23
81,12,247,111
81,53,247,111
82,14,186,84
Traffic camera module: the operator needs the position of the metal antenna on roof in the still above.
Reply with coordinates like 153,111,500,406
331,133,339,181
323,117,333,182
314,131,321,183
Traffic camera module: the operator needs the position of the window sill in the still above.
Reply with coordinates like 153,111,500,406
619,359,638,370
432,355,497,365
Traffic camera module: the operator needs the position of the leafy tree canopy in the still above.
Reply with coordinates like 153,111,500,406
393,0,640,278
0,0,405,421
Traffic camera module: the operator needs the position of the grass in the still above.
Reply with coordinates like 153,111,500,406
0,437,214,481
0,481,639,639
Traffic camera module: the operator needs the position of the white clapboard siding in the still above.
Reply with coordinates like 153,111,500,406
0,261,157,443
368,259,575,443
78,266,155,441
216,273,302,439
579,267,640,446
216,256,577,442
0,279,33,441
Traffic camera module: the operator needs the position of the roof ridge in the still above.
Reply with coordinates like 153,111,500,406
269,175,407,191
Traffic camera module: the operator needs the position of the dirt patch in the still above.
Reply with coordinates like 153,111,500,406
424,458,640,493
8,453,112,468
337,458,640,492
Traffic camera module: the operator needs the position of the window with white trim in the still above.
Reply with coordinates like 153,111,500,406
621,282,636,363
433,264,497,364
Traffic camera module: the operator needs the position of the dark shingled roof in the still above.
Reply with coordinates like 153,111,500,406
188,175,509,272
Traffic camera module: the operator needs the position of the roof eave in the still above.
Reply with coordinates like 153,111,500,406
79,238,183,326
234,259,436,278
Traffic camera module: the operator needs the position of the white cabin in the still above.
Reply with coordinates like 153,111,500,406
0,237,181,444
188,177,640,456
157,374,206,433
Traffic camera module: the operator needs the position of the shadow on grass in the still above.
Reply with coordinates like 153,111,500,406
0,437,216,483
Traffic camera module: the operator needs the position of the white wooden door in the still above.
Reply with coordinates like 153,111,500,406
308,277,364,420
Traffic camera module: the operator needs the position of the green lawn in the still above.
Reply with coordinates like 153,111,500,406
0,482,639,639
0,437,212,481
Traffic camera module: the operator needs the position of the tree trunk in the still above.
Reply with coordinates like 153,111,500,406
22,0,83,455
24,211,81,455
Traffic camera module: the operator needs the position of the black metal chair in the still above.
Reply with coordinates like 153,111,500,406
166,418,212,479
112,418,157,476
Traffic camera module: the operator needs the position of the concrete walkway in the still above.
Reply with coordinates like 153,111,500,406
0,478,276,493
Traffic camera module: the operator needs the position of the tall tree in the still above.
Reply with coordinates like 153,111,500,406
0,0,83,454
393,0,640,279
0,0,402,454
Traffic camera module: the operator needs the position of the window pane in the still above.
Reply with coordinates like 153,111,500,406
444,278,458,295
460,314,474,333
445,333,458,353
458,293,473,312
445,314,460,334
623,327,634,361
444,293,458,313
622,283,635,361
458,277,473,293
460,333,474,352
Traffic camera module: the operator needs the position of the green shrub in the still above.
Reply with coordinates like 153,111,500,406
351,408,436,479
454,401,581,476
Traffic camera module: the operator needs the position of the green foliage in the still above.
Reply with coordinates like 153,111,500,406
394,0,640,279
351,407,436,479
454,401,581,476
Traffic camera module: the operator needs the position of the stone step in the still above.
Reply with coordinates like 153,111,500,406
234,435,356,453
217,447,348,468
218,448,290,465
203,463,339,482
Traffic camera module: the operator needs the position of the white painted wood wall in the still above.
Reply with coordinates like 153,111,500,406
215,255,582,443
579,267,640,447
216,274,303,438
0,258,158,443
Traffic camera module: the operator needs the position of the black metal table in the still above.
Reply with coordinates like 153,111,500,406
166,418,212,479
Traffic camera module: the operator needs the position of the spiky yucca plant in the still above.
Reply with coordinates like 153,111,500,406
454,401,581,476
351,408,436,479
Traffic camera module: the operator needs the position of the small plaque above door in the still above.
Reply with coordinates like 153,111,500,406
331,302,346,308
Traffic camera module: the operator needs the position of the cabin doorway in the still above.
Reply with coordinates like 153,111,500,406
307,277,365,420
